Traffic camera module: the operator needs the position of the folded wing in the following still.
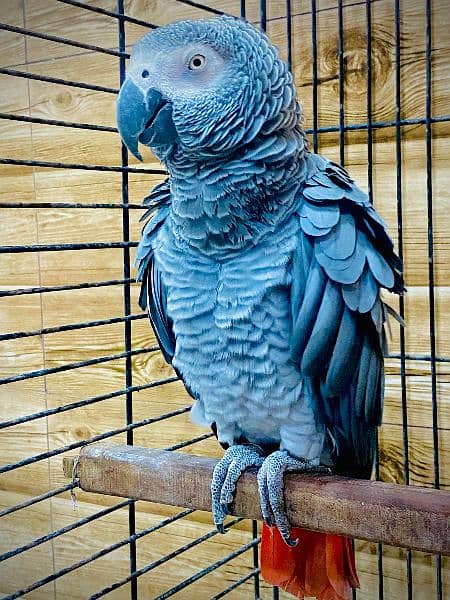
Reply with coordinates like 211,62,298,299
291,157,404,477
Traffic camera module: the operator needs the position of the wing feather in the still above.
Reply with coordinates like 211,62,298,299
291,157,403,476
136,178,175,364
301,279,343,376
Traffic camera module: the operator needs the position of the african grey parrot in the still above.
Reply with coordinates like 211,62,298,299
116,16,403,600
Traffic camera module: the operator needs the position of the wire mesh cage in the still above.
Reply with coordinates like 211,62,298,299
0,0,448,599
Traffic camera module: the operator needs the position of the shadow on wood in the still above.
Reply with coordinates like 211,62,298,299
63,443,450,556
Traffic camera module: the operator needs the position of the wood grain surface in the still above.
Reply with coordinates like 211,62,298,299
0,0,449,598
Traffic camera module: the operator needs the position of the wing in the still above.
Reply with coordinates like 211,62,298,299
291,155,404,478
136,178,175,365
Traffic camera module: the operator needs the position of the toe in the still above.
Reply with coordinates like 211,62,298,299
257,461,275,526
211,453,233,528
211,445,264,530
266,458,298,545
219,452,263,506
219,460,244,505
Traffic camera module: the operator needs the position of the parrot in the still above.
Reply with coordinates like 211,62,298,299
116,15,403,600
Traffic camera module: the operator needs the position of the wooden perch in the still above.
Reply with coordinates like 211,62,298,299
63,444,450,556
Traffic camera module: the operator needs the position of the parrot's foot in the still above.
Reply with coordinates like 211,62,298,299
257,450,330,547
211,444,264,533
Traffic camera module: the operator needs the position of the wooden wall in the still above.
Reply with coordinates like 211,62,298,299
0,0,448,598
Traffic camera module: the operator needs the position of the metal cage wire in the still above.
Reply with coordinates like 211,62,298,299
0,0,447,599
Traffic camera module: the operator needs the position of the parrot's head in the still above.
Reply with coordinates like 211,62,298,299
117,16,300,161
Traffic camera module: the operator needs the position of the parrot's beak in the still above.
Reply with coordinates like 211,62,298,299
116,79,178,161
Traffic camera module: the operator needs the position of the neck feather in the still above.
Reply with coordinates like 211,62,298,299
166,126,308,255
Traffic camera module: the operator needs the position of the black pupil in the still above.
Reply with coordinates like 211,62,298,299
142,69,149,78
192,57,202,67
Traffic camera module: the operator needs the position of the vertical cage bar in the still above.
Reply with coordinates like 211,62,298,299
365,0,373,198
240,0,246,19
394,1,412,597
337,0,345,166
118,2,137,598
286,0,292,71
425,1,442,598
244,0,260,579
261,3,280,597
311,0,318,152
251,520,260,599
365,1,383,597
337,8,353,596
260,0,267,32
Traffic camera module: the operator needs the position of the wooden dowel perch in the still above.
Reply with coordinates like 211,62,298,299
63,444,450,556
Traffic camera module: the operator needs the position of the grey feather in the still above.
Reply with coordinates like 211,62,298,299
318,213,356,260
325,307,359,396
290,259,326,360
301,280,343,376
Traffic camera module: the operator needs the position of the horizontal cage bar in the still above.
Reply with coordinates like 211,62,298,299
0,202,144,209
0,112,117,132
154,539,260,600
3,509,193,599
89,518,243,599
0,157,164,174
0,482,78,518
0,23,129,58
211,568,261,600
0,67,118,93
174,0,227,16
0,346,157,386
0,278,136,297
0,500,131,563
55,0,157,29
0,406,189,474
0,378,180,430
0,241,138,253
0,313,146,342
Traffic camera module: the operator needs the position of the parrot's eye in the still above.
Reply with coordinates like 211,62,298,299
188,54,206,71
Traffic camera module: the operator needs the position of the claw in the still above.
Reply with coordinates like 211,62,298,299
216,522,226,534
284,533,300,547
257,450,318,547
211,444,264,531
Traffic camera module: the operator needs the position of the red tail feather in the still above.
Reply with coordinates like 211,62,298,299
260,524,359,600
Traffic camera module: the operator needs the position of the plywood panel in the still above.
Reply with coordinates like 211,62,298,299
0,0,449,598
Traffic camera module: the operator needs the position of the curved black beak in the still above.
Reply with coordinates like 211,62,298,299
116,79,178,160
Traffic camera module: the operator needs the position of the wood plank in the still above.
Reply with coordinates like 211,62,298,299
24,0,122,63
286,0,450,130
0,0,26,68
384,286,450,358
383,374,450,431
22,0,366,64
354,541,450,600
378,422,450,489
0,74,36,208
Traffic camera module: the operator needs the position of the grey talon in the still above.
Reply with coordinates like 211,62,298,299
284,534,300,548
256,450,317,545
216,523,226,534
210,444,264,531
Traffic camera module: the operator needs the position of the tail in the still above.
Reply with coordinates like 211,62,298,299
260,524,359,600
